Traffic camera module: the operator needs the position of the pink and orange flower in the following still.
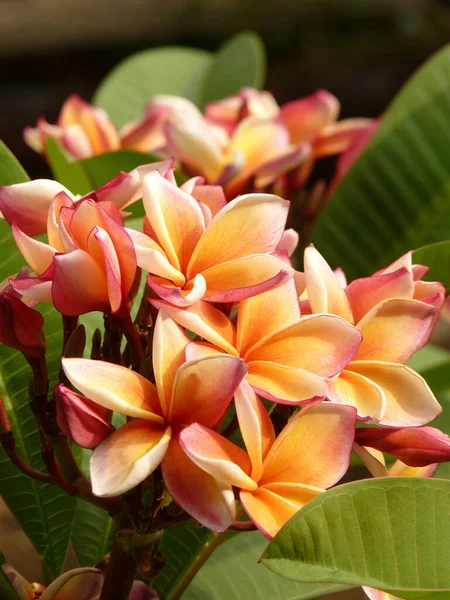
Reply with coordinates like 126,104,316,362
298,246,444,426
128,171,292,307
62,312,247,531
179,381,357,537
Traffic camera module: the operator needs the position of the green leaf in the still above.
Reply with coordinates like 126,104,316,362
413,241,450,292
0,140,29,185
0,566,20,600
153,524,214,598
0,307,76,578
45,138,93,194
262,477,450,598
79,150,159,188
200,32,266,106
93,47,213,128
309,43,450,279
183,531,353,600
70,499,115,567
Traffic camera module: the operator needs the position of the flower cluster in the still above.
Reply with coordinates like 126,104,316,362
1,158,449,548
24,89,374,198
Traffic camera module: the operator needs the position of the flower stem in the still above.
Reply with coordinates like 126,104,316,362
168,531,228,600
100,539,138,600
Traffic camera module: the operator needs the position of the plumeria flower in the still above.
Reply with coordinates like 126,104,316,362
151,277,362,404
179,381,357,538
11,195,137,316
0,160,173,237
24,94,121,159
127,171,292,307
62,312,247,531
299,245,443,426
2,565,103,600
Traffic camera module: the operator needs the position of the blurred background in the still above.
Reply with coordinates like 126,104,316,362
1,0,450,179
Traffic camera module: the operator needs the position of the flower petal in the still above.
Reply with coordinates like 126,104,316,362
240,485,321,539
280,90,340,144
304,244,353,322
12,224,56,276
40,567,103,600
236,277,300,357
90,420,171,496
355,298,437,363
52,249,111,315
234,380,275,482
260,403,357,488
150,298,237,356
143,171,205,272
314,118,374,157
246,360,327,405
152,311,191,417
348,361,442,426
169,355,247,427
187,193,289,277
246,314,362,377
179,423,256,490
125,227,185,286
162,437,235,532
0,179,73,236
200,254,291,303
62,358,163,421
327,369,386,422
346,267,414,323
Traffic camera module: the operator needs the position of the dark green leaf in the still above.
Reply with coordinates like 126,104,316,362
45,138,93,194
201,32,266,106
262,478,450,598
79,150,159,188
0,140,29,185
93,47,213,127
183,530,353,600
70,499,115,567
309,43,450,279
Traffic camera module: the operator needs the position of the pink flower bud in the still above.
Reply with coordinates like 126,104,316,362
355,425,450,467
55,384,112,449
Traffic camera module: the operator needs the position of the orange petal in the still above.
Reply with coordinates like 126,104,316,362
143,172,205,273
62,358,163,421
234,380,275,482
246,314,361,377
185,341,225,360
152,311,190,417
348,361,442,426
362,587,402,600
327,369,386,422
355,298,437,363
260,403,356,488
314,118,374,157
388,460,438,478
179,423,256,489
90,420,171,496
236,278,300,357
239,485,320,539
147,272,207,307
169,355,247,427
162,437,235,532
52,249,110,315
304,244,353,322
150,298,237,355
280,90,340,144
200,254,291,303
187,193,289,277
246,360,327,405
346,268,414,323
